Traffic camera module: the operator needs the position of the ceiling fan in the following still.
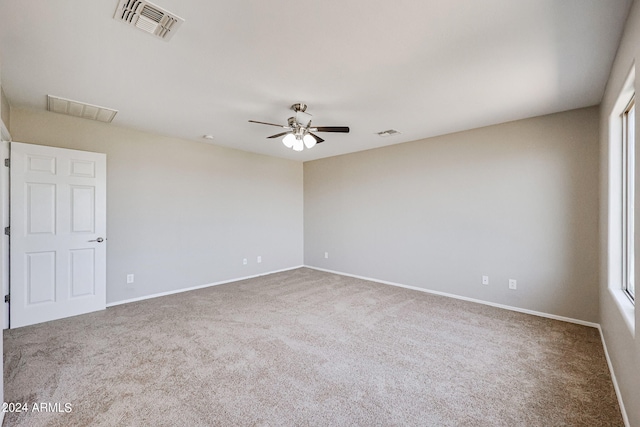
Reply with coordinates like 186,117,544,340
249,103,350,151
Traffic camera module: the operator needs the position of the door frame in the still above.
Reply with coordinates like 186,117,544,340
1,122,10,329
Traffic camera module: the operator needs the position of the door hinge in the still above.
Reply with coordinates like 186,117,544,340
4,295,9,303
4,158,9,167
4,226,8,236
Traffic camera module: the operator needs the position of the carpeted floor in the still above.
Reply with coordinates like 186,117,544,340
3,268,623,426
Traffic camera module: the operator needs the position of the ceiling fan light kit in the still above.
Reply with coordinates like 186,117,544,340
249,103,349,152
303,134,316,149
283,133,295,148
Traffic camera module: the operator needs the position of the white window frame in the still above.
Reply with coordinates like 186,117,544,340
622,96,636,303
608,65,635,334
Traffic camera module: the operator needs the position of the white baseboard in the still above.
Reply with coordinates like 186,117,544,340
304,265,599,328
106,265,304,308
598,326,630,427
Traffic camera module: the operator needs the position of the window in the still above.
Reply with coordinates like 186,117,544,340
622,95,635,303
609,66,635,330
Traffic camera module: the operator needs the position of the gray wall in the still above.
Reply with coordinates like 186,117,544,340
305,107,600,323
9,108,303,304
599,0,640,424
0,87,8,130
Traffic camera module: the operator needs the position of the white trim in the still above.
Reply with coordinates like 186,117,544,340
0,141,7,330
598,325,630,427
0,122,8,328
304,265,599,328
106,265,304,307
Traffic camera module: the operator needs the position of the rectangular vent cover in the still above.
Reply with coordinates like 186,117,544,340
376,129,401,137
114,0,184,41
47,95,118,123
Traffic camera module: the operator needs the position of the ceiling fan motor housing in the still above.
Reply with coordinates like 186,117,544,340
291,103,307,112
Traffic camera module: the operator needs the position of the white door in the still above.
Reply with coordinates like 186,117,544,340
10,142,106,328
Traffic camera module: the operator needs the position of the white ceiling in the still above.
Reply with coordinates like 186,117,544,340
0,0,632,161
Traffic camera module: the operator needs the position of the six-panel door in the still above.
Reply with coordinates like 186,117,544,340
10,142,106,328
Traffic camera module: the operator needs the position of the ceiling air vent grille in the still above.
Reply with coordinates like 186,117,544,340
114,0,184,41
376,129,401,137
47,95,118,123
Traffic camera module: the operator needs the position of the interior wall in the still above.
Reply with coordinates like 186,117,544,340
9,107,304,304
0,87,8,130
599,0,640,424
305,107,600,323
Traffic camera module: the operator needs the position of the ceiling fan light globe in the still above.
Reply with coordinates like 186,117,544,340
293,138,304,151
282,134,296,148
303,134,317,149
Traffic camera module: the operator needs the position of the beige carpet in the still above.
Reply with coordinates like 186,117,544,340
3,268,622,426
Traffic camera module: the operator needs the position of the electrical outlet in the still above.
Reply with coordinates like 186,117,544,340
257,256,262,263
324,252,329,259
126,274,134,284
509,279,517,290
482,275,489,285
243,258,248,265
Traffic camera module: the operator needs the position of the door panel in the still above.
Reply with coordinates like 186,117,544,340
71,186,95,233
70,159,95,177
27,183,56,234
69,249,95,298
11,142,106,328
26,251,56,304
27,154,56,174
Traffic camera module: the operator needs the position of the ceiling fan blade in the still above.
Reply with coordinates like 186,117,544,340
309,133,324,144
313,126,350,133
249,120,286,128
267,132,291,139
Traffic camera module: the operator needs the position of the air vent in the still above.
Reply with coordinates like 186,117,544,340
114,0,184,41
376,129,401,137
47,95,118,123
